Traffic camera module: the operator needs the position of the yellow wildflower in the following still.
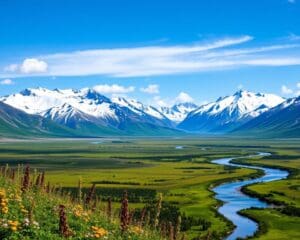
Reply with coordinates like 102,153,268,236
0,189,8,214
8,220,19,232
91,226,108,238
130,226,143,235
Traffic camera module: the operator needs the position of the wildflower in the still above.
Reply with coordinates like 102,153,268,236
77,178,82,203
160,222,167,238
174,215,181,240
120,190,129,233
23,218,30,227
91,226,108,238
0,189,8,214
85,183,96,206
13,191,22,202
21,166,30,192
8,220,19,232
128,209,135,225
10,169,15,181
46,182,50,193
58,204,71,237
32,220,40,229
21,208,28,214
154,193,162,228
139,207,146,226
129,225,143,235
168,222,174,240
73,204,84,217
107,197,112,219
40,171,45,188
35,174,41,187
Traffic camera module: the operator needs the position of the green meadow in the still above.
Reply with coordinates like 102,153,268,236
0,137,299,239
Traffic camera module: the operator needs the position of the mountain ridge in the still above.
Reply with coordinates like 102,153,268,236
179,90,285,133
0,87,298,138
231,96,300,137
0,88,181,137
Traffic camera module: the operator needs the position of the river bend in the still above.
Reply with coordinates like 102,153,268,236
212,153,288,240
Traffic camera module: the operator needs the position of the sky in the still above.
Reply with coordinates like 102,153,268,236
0,0,300,106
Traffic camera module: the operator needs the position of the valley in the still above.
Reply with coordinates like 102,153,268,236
0,137,299,239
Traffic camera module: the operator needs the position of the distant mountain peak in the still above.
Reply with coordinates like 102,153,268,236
179,90,285,132
232,96,300,137
161,101,198,123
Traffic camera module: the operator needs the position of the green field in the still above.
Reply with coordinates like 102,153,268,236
0,137,299,239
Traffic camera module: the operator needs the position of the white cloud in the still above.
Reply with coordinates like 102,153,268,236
2,35,300,78
175,92,194,103
297,82,300,88
20,58,48,74
281,85,293,94
152,96,169,107
0,79,14,85
140,84,159,94
4,59,48,75
151,91,197,108
93,84,135,94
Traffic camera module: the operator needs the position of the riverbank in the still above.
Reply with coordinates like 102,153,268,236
212,153,289,240
229,151,300,239
232,155,300,216
240,208,300,240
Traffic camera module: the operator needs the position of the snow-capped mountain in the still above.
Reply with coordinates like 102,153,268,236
179,90,285,132
2,87,117,119
2,87,297,137
0,101,77,137
41,103,104,127
160,102,198,123
112,97,174,127
0,87,178,135
232,96,300,137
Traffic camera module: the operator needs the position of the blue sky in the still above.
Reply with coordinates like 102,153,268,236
0,0,300,106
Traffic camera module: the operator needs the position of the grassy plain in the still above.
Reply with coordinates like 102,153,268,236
0,137,299,239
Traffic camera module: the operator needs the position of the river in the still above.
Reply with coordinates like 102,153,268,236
212,153,289,240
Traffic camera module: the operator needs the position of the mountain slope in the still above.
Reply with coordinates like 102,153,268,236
0,102,78,137
232,96,300,137
112,97,174,127
160,102,198,123
179,90,284,133
0,88,180,136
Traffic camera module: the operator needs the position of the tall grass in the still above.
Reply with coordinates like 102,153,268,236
0,165,187,240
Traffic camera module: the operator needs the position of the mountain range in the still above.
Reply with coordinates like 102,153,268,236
179,90,284,133
232,96,300,138
0,87,299,138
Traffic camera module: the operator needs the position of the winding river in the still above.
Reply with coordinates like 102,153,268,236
212,153,289,240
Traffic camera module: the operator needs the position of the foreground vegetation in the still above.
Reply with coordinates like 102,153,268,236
0,166,170,239
0,137,299,239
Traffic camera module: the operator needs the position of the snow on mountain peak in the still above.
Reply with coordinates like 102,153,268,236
179,90,285,133
193,90,284,118
111,96,167,120
160,102,198,123
0,87,176,129
0,87,116,119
